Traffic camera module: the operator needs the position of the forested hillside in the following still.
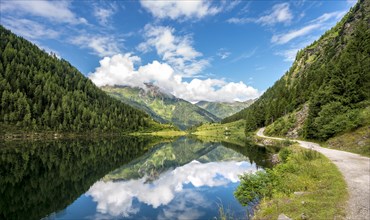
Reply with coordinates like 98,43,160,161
0,26,156,132
103,85,220,130
223,0,370,141
196,100,254,119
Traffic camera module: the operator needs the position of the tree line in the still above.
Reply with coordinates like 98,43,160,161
0,25,154,132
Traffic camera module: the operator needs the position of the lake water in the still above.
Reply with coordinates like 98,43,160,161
0,136,274,220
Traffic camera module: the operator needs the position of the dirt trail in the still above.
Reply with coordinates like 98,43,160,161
257,128,370,220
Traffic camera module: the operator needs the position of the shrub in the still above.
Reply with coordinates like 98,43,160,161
234,171,274,206
279,147,292,162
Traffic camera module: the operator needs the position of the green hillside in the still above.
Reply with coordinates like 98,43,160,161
0,26,160,133
196,100,254,119
103,137,257,182
223,0,370,142
103,85,220,130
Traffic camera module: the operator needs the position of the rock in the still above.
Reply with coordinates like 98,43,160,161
278,213,292,220
301,213,308,220
357,140,365,147
270,154,280,164
263,139,274,145
294,191,305,196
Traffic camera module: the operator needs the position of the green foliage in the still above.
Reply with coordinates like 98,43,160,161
236,145,347,219
265,113,296,137
234,170,274,206
326,124,370,157
0,26,154,132
223,1,370,141
308,102,362,140
301,149,321,161
278,147,292,162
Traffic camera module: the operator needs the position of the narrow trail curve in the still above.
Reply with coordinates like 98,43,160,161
257,128,370,220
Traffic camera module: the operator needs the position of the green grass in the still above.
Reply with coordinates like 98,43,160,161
191,120,246,145
235,143,348,219
131,122,187,137
306,54,317,63
325,126,370,157
193,120,245,137
264,112,296,137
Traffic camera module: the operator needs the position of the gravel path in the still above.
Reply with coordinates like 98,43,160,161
257,128,370,220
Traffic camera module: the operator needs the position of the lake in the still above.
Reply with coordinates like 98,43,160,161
0,136,275,220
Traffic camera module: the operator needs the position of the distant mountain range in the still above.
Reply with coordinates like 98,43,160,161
103,84,222,130
196,100,254,119
103,84,254,130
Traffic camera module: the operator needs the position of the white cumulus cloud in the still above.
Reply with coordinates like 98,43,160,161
89,53,260,103
139,0,222,20
138,25,208,77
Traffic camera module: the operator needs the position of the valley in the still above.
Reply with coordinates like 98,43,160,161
1,0,369,219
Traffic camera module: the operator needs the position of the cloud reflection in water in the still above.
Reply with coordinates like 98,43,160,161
87,160,255,218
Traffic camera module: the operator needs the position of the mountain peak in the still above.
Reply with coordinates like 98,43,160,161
102,85,220,130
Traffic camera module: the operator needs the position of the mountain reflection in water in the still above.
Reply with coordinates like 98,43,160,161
0,136,276,220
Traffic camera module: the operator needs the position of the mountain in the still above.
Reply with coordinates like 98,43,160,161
196,100,254,119
103,137,248,182
223,0,370,141
102,85,220,130
0,25,158,133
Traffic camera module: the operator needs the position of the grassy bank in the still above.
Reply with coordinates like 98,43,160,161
235,143,348,219
191,120,246,144
0,121,184,140
193,120,245,137
0,124,127,140
263,106,370,157
132,130,187,137
325,126,370,157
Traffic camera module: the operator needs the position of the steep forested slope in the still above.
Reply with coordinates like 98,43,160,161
103,85,220,130
0,26,156,132
223,0,370,141
196,100,254,119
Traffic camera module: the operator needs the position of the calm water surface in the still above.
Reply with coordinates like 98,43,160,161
0,136,274,220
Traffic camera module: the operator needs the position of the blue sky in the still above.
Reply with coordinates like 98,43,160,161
0,0,356,102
